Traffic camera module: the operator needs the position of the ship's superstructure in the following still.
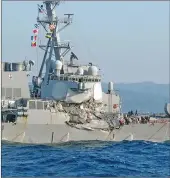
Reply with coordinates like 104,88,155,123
30,1,120,112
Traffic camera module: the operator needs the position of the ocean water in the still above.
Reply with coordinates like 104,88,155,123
2,140,170,177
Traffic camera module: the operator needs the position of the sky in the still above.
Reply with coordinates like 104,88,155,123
2,1,169,84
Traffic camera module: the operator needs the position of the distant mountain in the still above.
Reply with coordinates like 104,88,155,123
102,82,169,113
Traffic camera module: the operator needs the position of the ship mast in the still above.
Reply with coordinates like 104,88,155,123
37,0,74,78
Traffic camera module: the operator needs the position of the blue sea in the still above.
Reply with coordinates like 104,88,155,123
2,140,170,177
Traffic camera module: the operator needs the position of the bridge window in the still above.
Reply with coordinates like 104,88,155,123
6,88,12,99
29,100,36,109
13,88,21,98
37,101,44,110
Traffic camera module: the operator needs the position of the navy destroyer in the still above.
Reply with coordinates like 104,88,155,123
1,0,169,144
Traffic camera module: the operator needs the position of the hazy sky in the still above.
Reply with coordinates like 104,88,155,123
2,1,169,84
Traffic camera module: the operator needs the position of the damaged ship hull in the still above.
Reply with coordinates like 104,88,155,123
2,111,170,144
2,123,170,144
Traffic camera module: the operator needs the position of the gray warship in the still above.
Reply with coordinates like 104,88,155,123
1,0,170,144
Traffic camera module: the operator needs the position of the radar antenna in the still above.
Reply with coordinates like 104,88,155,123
36,0,74,78
70,52,78,65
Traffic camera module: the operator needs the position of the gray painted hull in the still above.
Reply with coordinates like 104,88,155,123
2,122,170,144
